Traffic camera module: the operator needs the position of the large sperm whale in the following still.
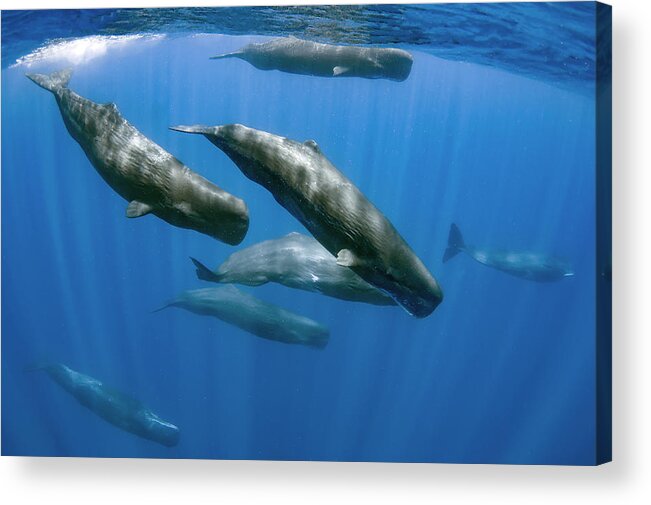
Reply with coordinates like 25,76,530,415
30,363,180,447
443,223,574,282
170,123,443,318
27,69,249,245
191,232,397,306
156,286,330,349
211,36,413,81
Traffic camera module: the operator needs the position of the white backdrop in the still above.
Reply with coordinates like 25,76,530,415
1,0,649,503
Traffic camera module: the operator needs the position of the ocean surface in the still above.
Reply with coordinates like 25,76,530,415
2,3,598,464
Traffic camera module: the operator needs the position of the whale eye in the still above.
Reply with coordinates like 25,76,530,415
303,139,320,152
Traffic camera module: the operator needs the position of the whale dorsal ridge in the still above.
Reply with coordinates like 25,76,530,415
303,139,321,153
102,102,121,117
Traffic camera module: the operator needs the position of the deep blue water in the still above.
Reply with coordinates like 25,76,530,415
2,3,598,464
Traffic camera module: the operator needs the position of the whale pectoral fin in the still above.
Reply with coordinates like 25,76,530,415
333,66,350,77
336,249,360,267
126,200,154,218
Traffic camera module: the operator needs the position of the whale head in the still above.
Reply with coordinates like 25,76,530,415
542,257,575,281
522,256,575,282
139,410,180,447
170,192,249,246
372,48,414,82
340,245,443,318
382,262,444,318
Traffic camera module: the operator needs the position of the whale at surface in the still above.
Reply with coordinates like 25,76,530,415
156,286,330,349
191,232,397,306
170,123,443,318
211,36,413,81
30,363,180,447
27,69,249,245
443,223,574,282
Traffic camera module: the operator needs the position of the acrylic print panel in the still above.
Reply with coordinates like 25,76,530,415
1,2,612,465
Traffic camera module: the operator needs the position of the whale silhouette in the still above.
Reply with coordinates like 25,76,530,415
27,69,249,245
171,123,443,318
30,363,179,447
443,223,574,282
211,36,413,81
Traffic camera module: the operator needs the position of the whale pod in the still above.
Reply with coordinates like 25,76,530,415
156,285,330,349
32,363,180,447
191,232,397,306
443,223,574,282
27,69,249,245
211,36,413,81
171,124,443,318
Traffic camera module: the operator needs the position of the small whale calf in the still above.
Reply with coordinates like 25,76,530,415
443,223,574,282
30,363,180,447
170,123,443,318
27,69,249,245
211,36,413,81
156,286,330,348
191,232,397,306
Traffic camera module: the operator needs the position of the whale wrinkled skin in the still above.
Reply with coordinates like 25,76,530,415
157,286,330,349
27,69,249,245
171,123,443,318
443,223,574,282
211,36,413,81
191,232,397,306
32,363,180,447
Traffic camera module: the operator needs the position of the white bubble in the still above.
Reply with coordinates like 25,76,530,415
12,34,165,68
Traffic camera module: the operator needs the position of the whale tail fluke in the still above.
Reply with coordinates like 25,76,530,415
169,125,212,135
209,51,243,61
190,257,223,283
151,301,177,313
443,223,465,263
26,68,73,92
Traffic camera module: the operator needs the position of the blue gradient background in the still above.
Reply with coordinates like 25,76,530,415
2,5,597,464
